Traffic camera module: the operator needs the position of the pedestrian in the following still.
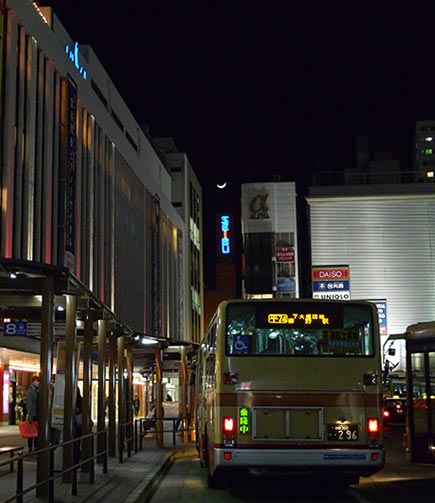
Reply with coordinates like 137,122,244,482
15,392,25,422
132,394,140,416
26,375,39,451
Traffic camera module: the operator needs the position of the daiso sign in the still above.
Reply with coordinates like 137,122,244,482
312,266,350,281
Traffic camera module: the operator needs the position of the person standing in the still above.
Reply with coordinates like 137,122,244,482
26,375,39,451
132,394,140,416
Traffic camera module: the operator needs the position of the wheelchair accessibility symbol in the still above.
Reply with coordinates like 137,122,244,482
232,334,250,354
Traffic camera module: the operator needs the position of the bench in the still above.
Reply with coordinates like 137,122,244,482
0,446,25,472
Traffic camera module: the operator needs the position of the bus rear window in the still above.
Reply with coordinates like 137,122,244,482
225,301,375,357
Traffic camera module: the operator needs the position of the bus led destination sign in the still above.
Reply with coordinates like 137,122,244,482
268,313,330,325
256,302,344,328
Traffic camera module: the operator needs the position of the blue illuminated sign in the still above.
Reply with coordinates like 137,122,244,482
313,280,350,291
65,42,87,80
220,215,231,255
369,299,388,336
3,321,27,336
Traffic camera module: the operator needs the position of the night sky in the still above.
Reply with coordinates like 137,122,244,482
42,1,435,285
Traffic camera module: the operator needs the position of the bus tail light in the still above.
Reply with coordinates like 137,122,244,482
367,417,380,444
224,417,235,433
223,416,235,446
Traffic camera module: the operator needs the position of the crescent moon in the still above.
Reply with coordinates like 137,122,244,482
217,182,227,189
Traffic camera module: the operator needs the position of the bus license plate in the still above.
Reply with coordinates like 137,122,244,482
327,424,359,441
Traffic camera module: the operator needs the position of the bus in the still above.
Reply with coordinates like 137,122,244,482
195,298,385,488
402,321,435,464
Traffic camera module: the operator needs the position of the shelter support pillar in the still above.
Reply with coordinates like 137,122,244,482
155,345,163,448
81,311,93,471
108,332,117,456
36,276,55,498
62,294,78,483
117,334,125,460
180,347,188,443
126,345,133,452
97,319,107,460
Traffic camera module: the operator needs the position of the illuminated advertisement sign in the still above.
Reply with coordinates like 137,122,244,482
2,370,9,414
369,299,388,336
216,213,234,258
65,42,87,80
275,247,294,262
312,266,349,281
312,265,350,300
64,79,77,272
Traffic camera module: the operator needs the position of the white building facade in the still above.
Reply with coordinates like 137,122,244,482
241,182,299,298
307,183,435,370
151,137,204,344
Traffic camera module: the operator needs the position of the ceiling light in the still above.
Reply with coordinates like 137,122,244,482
141,337,158,345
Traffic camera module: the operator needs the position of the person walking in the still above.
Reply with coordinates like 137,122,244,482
26,375,40,451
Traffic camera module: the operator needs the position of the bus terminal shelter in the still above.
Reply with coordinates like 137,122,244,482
0,258,194,497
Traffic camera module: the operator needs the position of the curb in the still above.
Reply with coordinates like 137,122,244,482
139,448,197,503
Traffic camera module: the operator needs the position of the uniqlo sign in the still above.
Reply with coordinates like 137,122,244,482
312,265,350,300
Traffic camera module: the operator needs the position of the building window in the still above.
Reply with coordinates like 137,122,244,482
91,80,108,108
111,110,124,132
125,131,138,152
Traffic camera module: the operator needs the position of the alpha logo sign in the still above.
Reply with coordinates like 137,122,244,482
249,193,270,219
312,266,350,300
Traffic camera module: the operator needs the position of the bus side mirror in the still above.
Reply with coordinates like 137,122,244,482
388,348,396,356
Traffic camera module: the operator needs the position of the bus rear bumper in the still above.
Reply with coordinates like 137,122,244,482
213,447,385,477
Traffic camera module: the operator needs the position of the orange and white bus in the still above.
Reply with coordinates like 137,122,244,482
195,298,385,488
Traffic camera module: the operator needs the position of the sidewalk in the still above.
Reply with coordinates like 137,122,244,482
0,425,197,503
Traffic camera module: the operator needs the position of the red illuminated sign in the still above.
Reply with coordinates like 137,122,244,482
275,247,294,263
312,266,349,281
